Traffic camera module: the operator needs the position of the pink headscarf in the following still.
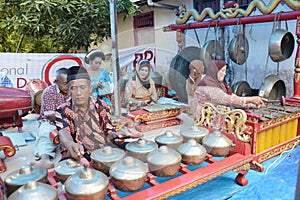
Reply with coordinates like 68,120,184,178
198,60,233,95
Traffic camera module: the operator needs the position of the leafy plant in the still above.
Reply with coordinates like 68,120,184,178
0,0,140,52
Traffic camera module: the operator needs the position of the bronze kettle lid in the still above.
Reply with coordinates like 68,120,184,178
5,165,47,186
90,146,125,163
178,139,207,157
8,181,57,200
147,146,181,165
180,125,209,138
109,156,148,180
65,164,109,196
155,130,183,145
202,130,233,148
125,138,158,153
54,158,83,177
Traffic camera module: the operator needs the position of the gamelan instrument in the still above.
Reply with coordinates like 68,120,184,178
245,97,300,163
0,86,32,132
127,103,183,132
25,79,48,114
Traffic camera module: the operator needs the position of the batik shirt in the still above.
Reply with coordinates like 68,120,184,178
55,97,115,153
40,84,69,119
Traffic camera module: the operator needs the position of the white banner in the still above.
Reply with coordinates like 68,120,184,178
0,44,155,89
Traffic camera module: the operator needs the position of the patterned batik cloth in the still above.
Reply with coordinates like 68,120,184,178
55,97,115,154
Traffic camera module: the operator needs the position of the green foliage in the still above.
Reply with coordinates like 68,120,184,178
0,0,140,53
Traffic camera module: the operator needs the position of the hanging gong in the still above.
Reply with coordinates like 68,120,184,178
199,40,224,70
228,34,249,65
169,46,201,103
232,81,252,97
259,75,286,100
269,29,295,62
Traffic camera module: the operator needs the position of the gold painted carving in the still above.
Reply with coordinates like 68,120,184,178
257,140,300,163
295,60,300,70
260,111,300,131
133,108,182,122
233,163,250,172
0,145,16,157
156,157,253,200
195,103,250,142
176,0,300,24
295,73,300,83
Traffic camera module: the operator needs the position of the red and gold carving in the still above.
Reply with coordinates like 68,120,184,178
259,111,300,131
0,136,16,157
135,118,182,132
257,140,299,163
128,108,182,123
195,103,249,142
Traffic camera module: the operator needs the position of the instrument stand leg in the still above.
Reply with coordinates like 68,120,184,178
235,170,249,186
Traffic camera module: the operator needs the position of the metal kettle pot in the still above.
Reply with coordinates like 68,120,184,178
269,29,294,62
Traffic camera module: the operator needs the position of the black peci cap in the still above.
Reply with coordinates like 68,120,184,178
67,66,90,83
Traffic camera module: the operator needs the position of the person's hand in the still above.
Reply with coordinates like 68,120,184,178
252,96,266,107
65,142,84,160
110,131,128,146
140,101,148,107
97,82,104,89
44,110,56,122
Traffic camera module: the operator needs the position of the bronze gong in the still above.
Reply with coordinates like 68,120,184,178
269,29,294,62
199,40,224,70
232,81,252,97
228,34,249,65
259,75,286,100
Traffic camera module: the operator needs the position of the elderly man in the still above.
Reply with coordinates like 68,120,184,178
55,66,123,161
30,68,69,169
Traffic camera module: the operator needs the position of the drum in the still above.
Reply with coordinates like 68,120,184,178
26,79,48,113
0,86,32,119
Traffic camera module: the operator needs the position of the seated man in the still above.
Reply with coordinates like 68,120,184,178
0,72,13,87
124,59,157,110
55,66,124,161
30,68,69,169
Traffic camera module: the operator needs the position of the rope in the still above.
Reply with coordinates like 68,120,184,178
265,141,299,175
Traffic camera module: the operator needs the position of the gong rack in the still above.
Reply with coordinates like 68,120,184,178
47,130,253,200
163,1,300,97
46,102,255,200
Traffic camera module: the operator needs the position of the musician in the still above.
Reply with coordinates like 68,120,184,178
186,60,204,114
124,59,157,109
30,68,69,169
194,59,266,119
55,66,125,161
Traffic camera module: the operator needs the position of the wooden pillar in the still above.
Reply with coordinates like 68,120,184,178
294,17,300,98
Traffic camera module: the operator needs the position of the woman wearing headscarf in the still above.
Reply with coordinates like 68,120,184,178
124,59,157,108
186,60,205,114
194,59,266,119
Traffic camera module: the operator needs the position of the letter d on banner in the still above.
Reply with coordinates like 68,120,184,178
17,78,27,88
